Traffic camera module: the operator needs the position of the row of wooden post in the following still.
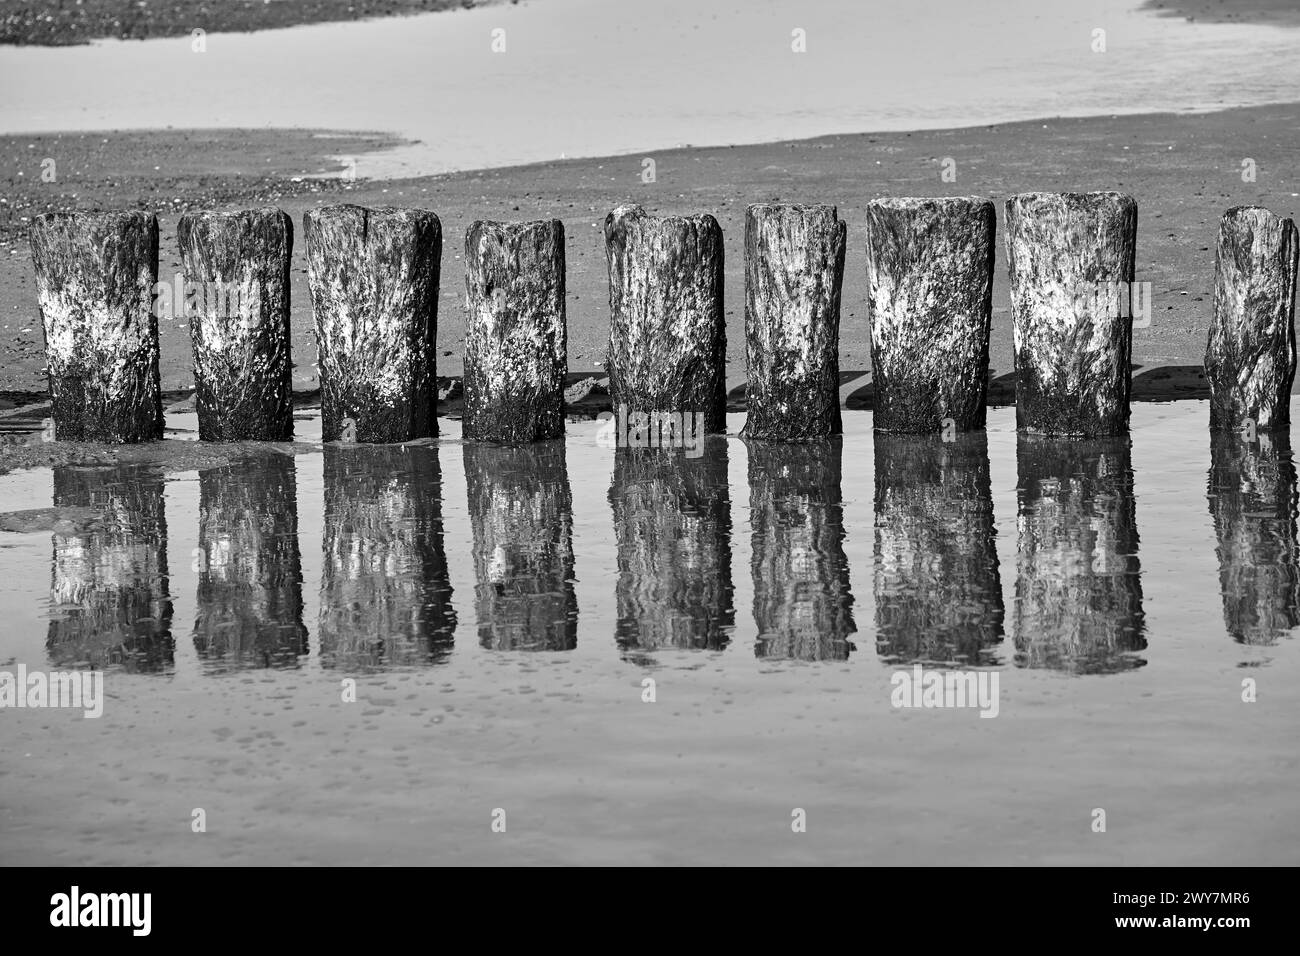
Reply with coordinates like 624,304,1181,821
27,195,1299,445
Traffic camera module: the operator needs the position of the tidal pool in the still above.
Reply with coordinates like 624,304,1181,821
0,400,1296,865
4,0,1300,177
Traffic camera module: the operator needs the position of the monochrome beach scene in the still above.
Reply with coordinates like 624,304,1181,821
1,0,1298,873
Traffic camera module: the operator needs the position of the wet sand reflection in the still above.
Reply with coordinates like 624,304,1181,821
748,438,855,661
1014,435,1146,673
47,465,175,673
610,438,734,658
873,432,1004,667
464,441,578,652
319,444,456,669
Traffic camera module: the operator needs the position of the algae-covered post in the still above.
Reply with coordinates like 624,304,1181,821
29,211,162,443
1004,191,1137,437
605,203,726,436
865,197,996,433
742,203,846,440
463,219,567,442
304,204,441,443
1205,206,1299,433
178,208,294,441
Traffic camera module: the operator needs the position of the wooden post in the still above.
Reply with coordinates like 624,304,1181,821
464,441,576,651
865,197,996,433
1205,206,1299,433
193,453,307,671
748,437,855,660
1005,192,1138,436
1208,430,1300,644
304,204,441,443
177,208,294,441
319,445,456,668
604,203,726,434
1015,436,1145,673
47,465,174,672
29,212,162,443
463,219,567,442
743,203,845,440
610,442,734,656
873,432,1004,664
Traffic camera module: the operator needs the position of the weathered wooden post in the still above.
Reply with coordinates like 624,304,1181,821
748,437,855,660
605,203,726,434
319,445,456,668
1208,430,1300,644
1005,192,1138,436
304,204,441,443
29,212,162,443
464,441,576,651
177,208,294,441
610,441,734,656
47,465,174,673
743,204,846,440
873,432,1004,664
193,453,307,671
865,197,996,433
462,219,567,442
1015,436,1146,673
1205,206,1299,433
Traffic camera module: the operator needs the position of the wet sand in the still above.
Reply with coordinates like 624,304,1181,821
1143,0,1300,25
3,102,1298,404
0,0,489,46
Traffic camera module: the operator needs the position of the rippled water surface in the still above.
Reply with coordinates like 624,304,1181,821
1,401,1297,864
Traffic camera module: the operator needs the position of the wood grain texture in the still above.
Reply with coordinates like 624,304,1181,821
29,211,162,443
463,219,567,442
866,197,995,433
743,203,845,440
604,203,726,433
304,204,441,443
1005,192,1137,437
178,207,294,441
1205,205,1299,432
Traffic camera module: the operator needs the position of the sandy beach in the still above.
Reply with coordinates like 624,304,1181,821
3,101,1298,405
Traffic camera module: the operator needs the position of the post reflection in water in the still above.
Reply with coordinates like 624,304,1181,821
748,437,855,661
47,465,175,673
873,432,1004,667
193,453,308,672
1207,430,1300,644
1014,435,1146,673
319,444,456,669
610,438,735,658
464,440,577,652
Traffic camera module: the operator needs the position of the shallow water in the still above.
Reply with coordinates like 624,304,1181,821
0,400,1296,865
2,0,1299,176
